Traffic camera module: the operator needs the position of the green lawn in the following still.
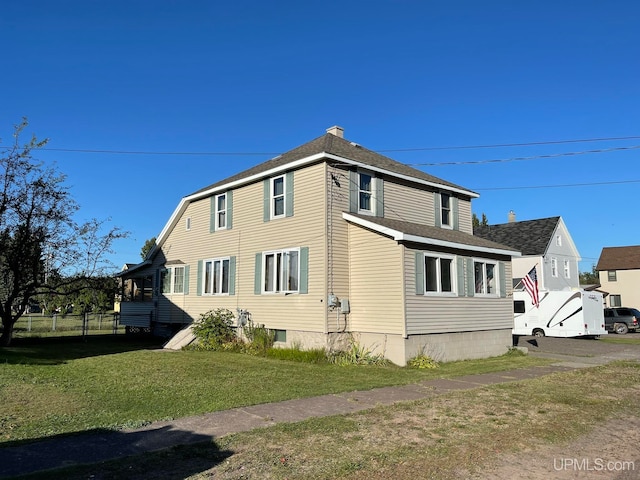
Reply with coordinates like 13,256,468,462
0,337,549,445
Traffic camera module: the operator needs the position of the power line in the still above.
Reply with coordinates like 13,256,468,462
376,135,640,152
474,179,640,191
407,145,640,167
2,134,639,157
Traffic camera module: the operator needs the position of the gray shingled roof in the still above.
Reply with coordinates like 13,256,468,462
347,213,519,253
473,217,560,255
596,245,640,271
189,132,475,196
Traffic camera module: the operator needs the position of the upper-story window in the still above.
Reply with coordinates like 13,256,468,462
358,173,373,213
551,257,558,277
263,173,293,221
349,170,383,217
440,193,451,227
474,260,497,296
271,176,285,218
203,257,230,295
556,234,562,246
563,259,570,278
215,193,227,230
608,270,617,282
185,217,191,231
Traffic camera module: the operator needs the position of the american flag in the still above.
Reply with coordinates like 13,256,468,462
523,266,539,308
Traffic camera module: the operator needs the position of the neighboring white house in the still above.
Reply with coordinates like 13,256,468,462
474,214,581,292
118,126,520,365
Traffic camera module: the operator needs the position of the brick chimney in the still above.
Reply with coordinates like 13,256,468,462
508,210,516,223
326,125,344,138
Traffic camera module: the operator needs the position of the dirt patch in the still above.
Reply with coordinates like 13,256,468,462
468,417,640,479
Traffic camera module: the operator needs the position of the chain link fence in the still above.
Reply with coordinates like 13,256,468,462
12,312,123,337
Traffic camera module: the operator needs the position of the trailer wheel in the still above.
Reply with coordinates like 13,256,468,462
614,323,629,335
533,329,545,338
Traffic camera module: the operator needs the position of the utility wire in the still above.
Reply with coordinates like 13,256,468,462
474,179,640,191
2,134,639,157
407,145,640,167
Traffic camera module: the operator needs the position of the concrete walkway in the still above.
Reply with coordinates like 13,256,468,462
1,348,639,479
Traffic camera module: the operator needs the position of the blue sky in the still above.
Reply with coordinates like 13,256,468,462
2,1,639,272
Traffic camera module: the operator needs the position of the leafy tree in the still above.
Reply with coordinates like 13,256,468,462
140,237,156,260
0,119,128,346
472,213,489,228
579,265,600,285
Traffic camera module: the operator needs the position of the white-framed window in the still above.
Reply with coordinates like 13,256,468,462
215,193,227,230
608,270,617,282
162,265,186,294
202,257,230,295
563,259,570,278
556,234,562,246
186,217,191,231
358,172,373,213
610,294,622,307
551,257,558,277
473,260,498,296
440,192,452,228
271,175,286,219
423,253,456,295
263,248,299,293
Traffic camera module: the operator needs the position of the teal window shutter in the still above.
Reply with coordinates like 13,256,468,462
254,253,262,294
466,259,475,297
349,170,358,213
299,247,309,294
434,192,441,227
263,179,270,222
499,261,506,298
184,265,190,295
415,252,425,295
285,172,294,217
209,196,216,233
196,260,203,296
457,257,466,297
452,196,459,230
229,256,236,295
375,177,384,217
227,190,233,229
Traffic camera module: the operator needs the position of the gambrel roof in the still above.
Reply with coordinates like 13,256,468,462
596,245,640,271
473,217,561,256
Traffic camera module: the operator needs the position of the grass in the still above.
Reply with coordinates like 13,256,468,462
599,335,640,345
0,337,549,445
12,360,640,480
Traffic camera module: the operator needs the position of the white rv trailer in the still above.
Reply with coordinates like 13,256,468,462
513,290,607,338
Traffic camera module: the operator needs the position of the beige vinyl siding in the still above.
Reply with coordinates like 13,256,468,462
382,179,434,225
404,248,513,334
347,223,405,335
326,165,352,331
457,198,473,234
156,162,328,332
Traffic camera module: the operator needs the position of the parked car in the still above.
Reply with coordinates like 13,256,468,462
603,307,640,334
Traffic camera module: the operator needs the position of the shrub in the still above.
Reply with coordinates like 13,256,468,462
191,308,237,350
407,354,439,369
329,336,390,366
243,319,275,354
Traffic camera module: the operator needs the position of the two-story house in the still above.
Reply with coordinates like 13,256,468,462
119,126,519,365
474,214,581,292
597,245,640,309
